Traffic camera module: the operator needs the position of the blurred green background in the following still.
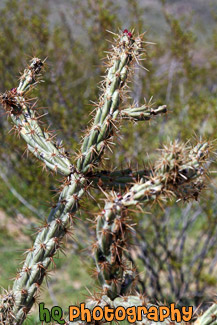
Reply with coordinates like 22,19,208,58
0,0,217,323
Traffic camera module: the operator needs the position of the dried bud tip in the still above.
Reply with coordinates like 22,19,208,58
30,58,43,74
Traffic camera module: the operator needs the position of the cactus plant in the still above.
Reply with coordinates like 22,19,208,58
0,29,214,325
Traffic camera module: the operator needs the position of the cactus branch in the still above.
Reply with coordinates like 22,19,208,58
195,303,217,325
0,59,73,176
121,104,167,121
0,172,86,324
94,141,209,300
77,31,143,173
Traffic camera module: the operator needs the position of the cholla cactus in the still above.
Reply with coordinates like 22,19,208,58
0,29,213,325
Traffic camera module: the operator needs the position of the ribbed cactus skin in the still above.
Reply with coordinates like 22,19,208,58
1,59,72,176
121,104,167,121
195,304,217,325
0,174,86,324
94,201,135,300
11,176,86,323
0,59,87,324
76,33,143,173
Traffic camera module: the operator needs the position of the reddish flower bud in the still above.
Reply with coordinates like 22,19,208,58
11,88,17,94
123,29,129,34
128,32,132,38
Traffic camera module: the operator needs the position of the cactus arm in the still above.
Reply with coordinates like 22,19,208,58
94,142,209,300
10,109,72,175
0,60,86,323
77,32,143,173
121,104,167,121
16,58,44,95
66,295,176,324
0,59,73,176
94,200,136,300
0,171,86,324
195,304,217,325
11,176,86,324
121,142,209,205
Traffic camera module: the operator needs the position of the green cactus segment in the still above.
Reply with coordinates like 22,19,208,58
0,59,72,176
17,58,44,95
113,295,147,308
94,141,209,301
94,199,136,300
10,106,72,175
0,58,88,324
77,32,143,174
121,141,209,206
0,178,87,323
1,172,86,325
195,303,217,325
121,104,167,121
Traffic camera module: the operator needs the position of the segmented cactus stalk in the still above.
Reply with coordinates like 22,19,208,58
0,58,86,324
0,30,166,325
195,303,217,325
1,59,72,176
76,30,143,173
121,104,167,121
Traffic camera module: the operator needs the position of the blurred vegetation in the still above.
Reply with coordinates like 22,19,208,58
0,0,217,323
